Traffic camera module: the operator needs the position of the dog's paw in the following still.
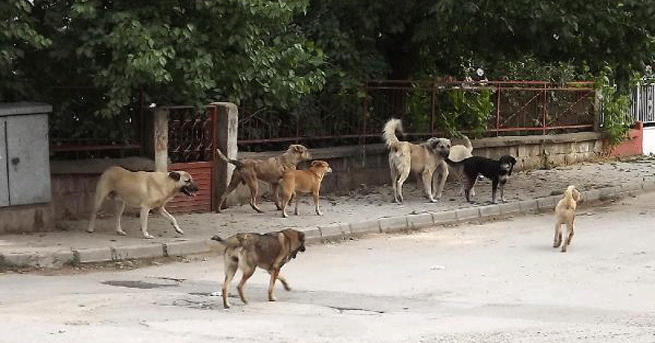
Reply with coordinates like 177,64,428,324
116,229,127,236
143,233,155,239
175,227,184,235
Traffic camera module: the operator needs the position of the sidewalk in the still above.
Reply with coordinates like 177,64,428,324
2,156,655,269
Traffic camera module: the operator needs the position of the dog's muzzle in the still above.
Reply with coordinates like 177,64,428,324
290,245,306,259
181,183,199,196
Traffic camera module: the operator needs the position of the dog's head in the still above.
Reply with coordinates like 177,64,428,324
309,160,332,175
565,185,582,203
425,137,451,158
287,144,312,162
169,171,198,196
498,155,517,175
282,229,306,259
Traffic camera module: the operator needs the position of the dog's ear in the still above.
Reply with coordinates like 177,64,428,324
168,171,181,181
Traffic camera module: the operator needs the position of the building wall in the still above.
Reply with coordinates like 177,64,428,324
643,126,655,155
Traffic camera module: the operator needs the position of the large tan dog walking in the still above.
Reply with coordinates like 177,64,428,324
553,185,582,252
211,229,306,309
278,160,332,218
383,118,451,203
215,145,311,213
86,166,198,239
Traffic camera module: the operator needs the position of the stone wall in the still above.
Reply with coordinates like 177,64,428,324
221,132,604,206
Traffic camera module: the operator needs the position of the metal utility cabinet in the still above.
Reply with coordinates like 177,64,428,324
0,102,52,207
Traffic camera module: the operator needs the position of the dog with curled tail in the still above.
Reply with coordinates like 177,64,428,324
553,185,582,253
383,118,451,203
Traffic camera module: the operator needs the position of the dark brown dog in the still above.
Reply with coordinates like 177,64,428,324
278,160,332,218
211,229,306,308
216,145,311,213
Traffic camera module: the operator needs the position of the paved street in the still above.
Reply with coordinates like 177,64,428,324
2,192,655,342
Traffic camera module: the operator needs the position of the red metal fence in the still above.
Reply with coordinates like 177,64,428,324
363,80,596,137
235,80,597,150
164,105,219,213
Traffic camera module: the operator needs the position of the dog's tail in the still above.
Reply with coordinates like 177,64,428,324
461,135,472,153
382,118,403,151
211,233,248,249
215,149,244,169
561,185,580,209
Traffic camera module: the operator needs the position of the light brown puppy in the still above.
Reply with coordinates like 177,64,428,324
211,229,306,309
86,166,198,239
553,185,582,252
278,160,332,218
448,135,473,162
216,144,311,213
447,135,475,196
383,118,451,203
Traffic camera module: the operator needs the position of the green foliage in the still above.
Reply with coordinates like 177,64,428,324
0,0,51,101
405,86,493,137
437,89,493,138
490,57,587,85
295,0,655,142
9,0,326,118
595,66,632,146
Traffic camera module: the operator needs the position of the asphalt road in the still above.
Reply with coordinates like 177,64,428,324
2,192,655,342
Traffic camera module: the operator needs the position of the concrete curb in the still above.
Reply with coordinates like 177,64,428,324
3,182,654,269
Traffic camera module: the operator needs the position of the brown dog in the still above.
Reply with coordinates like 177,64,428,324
211,229,306,308
383,119,451,203
216,144,311,213
86,166,198,239
553,185,582,253
278,160,332,218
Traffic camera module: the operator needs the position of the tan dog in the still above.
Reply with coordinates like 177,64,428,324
448,135,473,162
447,135,475,196
86,166,198,239
211,229,306,308
553,185,582,252
216,145,311,213
278,160,332,218
383,118,451,203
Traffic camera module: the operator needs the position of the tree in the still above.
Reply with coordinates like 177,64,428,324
301,0,655,88
0,0,51,101
13,0,326,116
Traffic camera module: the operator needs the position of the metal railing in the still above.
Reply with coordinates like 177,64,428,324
631,82,655,125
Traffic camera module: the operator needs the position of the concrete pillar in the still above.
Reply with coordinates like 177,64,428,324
154,108,169,172
211,102,238,211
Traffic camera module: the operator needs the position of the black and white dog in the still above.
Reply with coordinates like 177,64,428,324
444,155,517,204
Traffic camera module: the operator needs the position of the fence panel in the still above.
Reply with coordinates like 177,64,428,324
165,105,217,212
632,83,655,125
